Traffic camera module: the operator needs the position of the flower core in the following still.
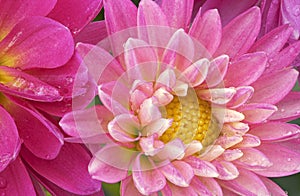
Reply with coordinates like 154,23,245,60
160,89,220,147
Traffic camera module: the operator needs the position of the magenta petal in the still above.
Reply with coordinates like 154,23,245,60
6,97,63,159
249,122,300,142
138,0,168,26
22,143,102,195
214,7,261,58
0,157,35,195
281,0,300,40
75,21,108,44
0,0,56,40
132,154,166,195
238,103,277,124
219,168,269,195
160,0,193,30
0,106,20,172
189,9,222,54
48,0,103,35
250,69,298,104
227,86,254,108
256,143,300,177
0,66,62,102
259,176,287,196
224,52,267,87
270,92,300,121
235,148,272,169
0,16,74,69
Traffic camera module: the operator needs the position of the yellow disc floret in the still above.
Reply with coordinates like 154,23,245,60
160,89,219,146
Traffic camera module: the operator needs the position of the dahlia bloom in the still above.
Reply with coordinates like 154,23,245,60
0,0,103,195
61,0,300,195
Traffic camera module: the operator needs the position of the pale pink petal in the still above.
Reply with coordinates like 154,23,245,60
255,143,300,177
152,87,174,106
142,118,173,137
225,122,250,135
180,58,209,87
224,52,267,87
48,0,102,35
160,161,194,187
215,135,243,149
227,86,254,108
214,108,245,123
155,139,185,161
189,9,222,54
121,177,144,196
173,80,189,96
138,99,162,126
270,92,300,121
160,0,193,30
213,161,239,180
219,168,269,195
0,157,35,195
281,0,300,40
233,134,261,148
132,154,166,195
189,177,213,196
197,88,236,105
198,177,223,196
139,135,164,156
184,141,203,157
138,0,168,26
204,55,229,87
0,0,56,40
250,69,298,104
234,147,272,169
22,143,102,195
222,149,244,162
74,21,108,44
0,16,73,69
168,182,198,196
108,114,141,142
249,122,300,142
259,176,287,196
200,145,225,161
156,69,176,89
238,103,277,124
0,106,20,172
214,7,261,58
184,156,218,178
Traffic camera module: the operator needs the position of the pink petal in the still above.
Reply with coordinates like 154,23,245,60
138,0,168,26
168,182,198,196
0,157,35,195
250,24,292,56
197,88,236,105
213,161,239,180
215,135,243,149
224,52,267,87
189,177,214,196
160,0,193,30
255,143,300,177
222,149,244,161
74,21,108,44
121,177,144,196
5,97,63,160
227,86,254,108
142,118,172,137
152,87,173,106
214,7,261,59
197,177,223,196
238,103,277,124
181,58,209,87
48,0,103,35
249,69,298,104
189,9,222,54
0,106,20,172
204,55,229,87
59,106,112,143
233,134,261,148
0,66,62,102
184,156,218,178
139,135,164,156
156,69,176,89
0,0,56,40
138,99,161,126
155,139,185,161
160,161,194,187
249,122,300,142
219,168,269,195
0,16,73,69
260,0,281,36
199,145,225,161
259,176,287,196
132,154,166,195
269,92,300,121
22,143,102,195
281,0,300,40
214,108,245,123
108,114,141,142
104,0,137,35
234,147,272,169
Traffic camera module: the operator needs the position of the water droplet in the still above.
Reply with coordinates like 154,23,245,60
45,155,51,159
293,5,300,16
287,158,292,162
0,177,7,189
280,108,285,112
65,76,74,85
1,192,6,196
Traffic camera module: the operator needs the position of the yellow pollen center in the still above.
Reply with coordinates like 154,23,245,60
160,89,219,146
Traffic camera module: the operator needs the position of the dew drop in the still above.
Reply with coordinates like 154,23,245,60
45,155,51,159
0,177,7,189
1,192,6,196
280,108,285,112
287,158,292,162
293,5,300,16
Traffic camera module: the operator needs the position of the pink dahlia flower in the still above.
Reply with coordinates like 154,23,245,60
0,0,103,195
61,0,300,195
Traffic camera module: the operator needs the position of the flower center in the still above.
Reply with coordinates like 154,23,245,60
160,89,220,147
